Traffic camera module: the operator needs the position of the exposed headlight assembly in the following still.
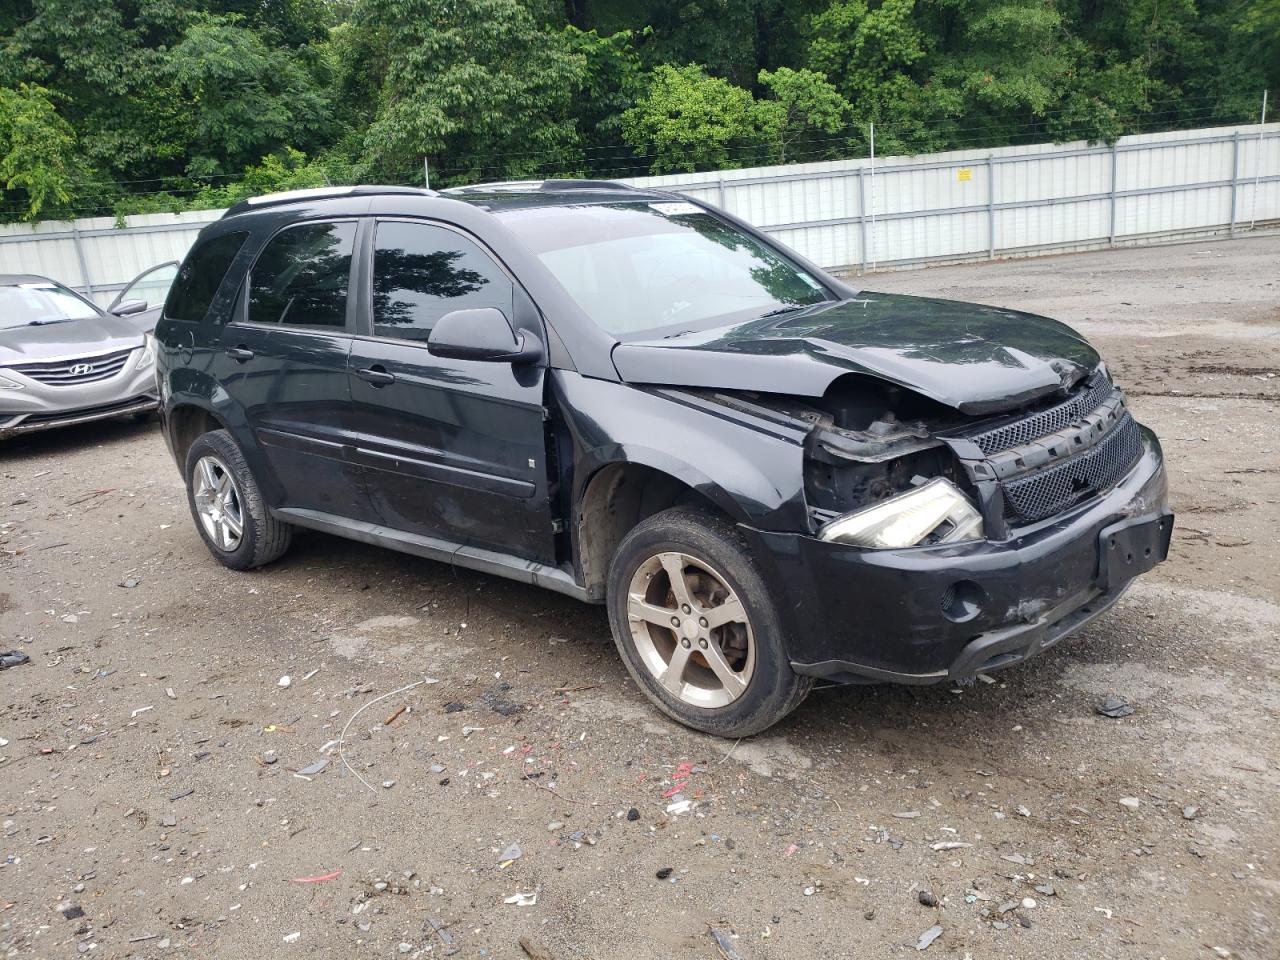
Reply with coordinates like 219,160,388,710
819,477,984,549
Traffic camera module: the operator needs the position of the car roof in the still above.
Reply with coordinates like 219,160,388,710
218,180,678,220
0,273,60,286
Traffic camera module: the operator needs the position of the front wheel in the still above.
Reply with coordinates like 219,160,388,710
606,507,811,737
184,429,292,570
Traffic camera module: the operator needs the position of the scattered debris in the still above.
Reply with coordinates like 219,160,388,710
278,675,292,688
1182,805,1200,820
0,651,30,670
444,701,466,713
1095,695,1134,718
130,705,153,718
519,935,555,960
626,807,640,821
918,890,938,907
893,811,921,819
1119,797,1142,810
119,577,141,588
709,927,745,960
295,759,329,779
58,903,85,920
929,841,971,851
168,787,194,802
503,891,537,907
915,924,943,951
290,870,341,884
498,842,523,867
655,867,673,880
282,931,300,943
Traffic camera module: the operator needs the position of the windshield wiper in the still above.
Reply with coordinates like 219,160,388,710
27,318,74,326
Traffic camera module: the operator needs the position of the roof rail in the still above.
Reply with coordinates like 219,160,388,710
442,178,638,195
223,185,437,218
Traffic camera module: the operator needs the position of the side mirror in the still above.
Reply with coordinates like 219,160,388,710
111,299,148,317
427,307,543,364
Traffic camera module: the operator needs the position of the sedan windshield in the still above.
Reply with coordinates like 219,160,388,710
498,201,830,337
0,283,101,330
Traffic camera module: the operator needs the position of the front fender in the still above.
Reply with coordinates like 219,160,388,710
552,371,811,531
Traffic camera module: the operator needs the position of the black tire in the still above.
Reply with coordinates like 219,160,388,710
606,506,811,737
184,429,292,570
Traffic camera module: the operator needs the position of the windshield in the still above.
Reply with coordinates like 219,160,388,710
498,201,830,337
0,283,101,330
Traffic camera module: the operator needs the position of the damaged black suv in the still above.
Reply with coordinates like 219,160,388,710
154,180,1173,736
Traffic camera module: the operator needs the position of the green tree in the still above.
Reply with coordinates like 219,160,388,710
623,64,760,173
165,14,333,177
357,0,587,183
0,82,80,219
755,66,851,162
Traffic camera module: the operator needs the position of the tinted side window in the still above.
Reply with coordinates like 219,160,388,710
165,232,248,323
372,221,513,342
248,221,356,328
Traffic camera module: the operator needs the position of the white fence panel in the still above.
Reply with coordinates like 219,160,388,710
0,122,1277,303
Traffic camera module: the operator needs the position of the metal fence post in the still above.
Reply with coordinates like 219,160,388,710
857,166,868,275
717,170,726,210
1229,129,1241,235
1108,144,1119,246
70,222,94,298
986,156,995,259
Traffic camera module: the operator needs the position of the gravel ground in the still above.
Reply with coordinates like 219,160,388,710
1,235,1277,960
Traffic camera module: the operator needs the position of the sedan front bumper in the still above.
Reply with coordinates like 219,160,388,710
0,346,158,439
747,431,1172,684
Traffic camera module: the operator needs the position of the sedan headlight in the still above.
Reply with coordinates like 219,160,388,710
0,373,25,391
136,335,156,371
819,478,984,549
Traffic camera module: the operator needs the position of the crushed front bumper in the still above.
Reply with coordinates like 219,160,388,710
748,429,1172,685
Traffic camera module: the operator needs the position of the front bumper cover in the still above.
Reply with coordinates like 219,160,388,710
747,430,1171,685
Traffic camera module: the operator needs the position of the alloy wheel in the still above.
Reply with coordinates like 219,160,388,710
192,455,245,552
625,551,755,708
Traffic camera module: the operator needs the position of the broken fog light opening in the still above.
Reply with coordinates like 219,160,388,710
819,477,984,549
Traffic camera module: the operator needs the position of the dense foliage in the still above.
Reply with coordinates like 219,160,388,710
0,0,1275,221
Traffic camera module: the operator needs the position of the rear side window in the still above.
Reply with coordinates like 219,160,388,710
372,221,513,342
165,231,248,322
248,221,356,329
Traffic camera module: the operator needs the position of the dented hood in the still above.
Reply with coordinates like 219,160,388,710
610,293,1101,414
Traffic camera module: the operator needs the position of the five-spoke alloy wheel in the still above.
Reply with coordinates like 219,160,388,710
608,507,811,737
184,428,292,570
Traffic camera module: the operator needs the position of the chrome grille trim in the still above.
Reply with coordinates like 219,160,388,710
9,348,134,386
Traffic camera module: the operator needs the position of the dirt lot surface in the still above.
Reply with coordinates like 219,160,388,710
2,236,1278,960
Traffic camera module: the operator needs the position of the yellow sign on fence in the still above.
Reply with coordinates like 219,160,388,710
957,167,973,182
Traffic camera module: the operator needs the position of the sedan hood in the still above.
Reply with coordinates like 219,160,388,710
0,314,144,366
611,293,1101,415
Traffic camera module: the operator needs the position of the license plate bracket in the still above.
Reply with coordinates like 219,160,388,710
1098,512,1174,591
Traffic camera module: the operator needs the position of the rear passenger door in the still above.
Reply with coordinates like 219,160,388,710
218,219,376,521
346,218,556,563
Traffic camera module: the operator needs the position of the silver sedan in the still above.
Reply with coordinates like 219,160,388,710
0,274,159,440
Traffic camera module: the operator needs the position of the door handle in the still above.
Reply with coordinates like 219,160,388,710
356,365,396,386
225,346,254,363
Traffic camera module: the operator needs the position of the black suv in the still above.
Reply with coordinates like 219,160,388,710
154,181,1172,736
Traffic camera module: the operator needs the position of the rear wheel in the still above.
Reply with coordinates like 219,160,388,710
606,507,811,737
184,429,291,570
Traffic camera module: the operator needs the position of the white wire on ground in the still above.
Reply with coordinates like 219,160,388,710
337,677,431,793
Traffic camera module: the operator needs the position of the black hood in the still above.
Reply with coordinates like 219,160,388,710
611,293,1101,415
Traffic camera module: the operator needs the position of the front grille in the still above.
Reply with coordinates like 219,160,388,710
1003,413,1143,523
9,348,134,386
971,370,1114,455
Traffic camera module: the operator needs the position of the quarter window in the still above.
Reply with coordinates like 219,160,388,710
372,221,513,342
165,231,248,323
248,221,356,328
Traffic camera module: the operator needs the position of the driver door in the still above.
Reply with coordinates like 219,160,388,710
346,218,556,564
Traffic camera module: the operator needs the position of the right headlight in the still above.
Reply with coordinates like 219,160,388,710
819,477,984,549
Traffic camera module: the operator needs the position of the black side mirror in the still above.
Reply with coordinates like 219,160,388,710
111,299,148,316
426,307,543,363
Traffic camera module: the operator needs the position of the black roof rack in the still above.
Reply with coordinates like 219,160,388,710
223,185,438,218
